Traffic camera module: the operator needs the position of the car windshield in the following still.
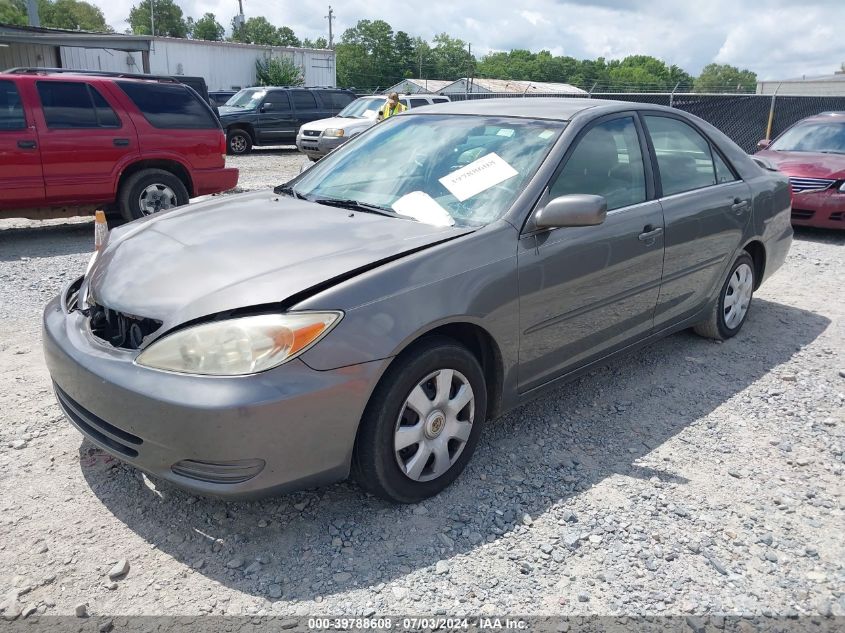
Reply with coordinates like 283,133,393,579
338,98,384,119
225,88,267,109
771,121,845,154
291,114,565,227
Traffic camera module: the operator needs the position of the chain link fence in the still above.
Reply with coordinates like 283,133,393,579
445,92,845,153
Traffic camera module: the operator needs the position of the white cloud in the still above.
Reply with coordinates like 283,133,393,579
96,0,845,79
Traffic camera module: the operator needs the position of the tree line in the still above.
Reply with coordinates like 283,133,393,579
0,0,758,93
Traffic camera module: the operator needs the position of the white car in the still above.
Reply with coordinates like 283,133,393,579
296,94,450,160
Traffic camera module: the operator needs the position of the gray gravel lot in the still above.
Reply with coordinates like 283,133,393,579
0,148,843,620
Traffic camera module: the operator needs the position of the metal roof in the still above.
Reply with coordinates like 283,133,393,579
443,78,587,95
0,23,152,52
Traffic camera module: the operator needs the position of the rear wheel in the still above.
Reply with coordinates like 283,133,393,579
694,252,755,340
227,129,252,155
118,169,189,222
353,336,487,503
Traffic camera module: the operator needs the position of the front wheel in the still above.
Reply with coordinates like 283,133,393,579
118,169,189,222
353,336,487,503
227,129,252,155
694,252,755,340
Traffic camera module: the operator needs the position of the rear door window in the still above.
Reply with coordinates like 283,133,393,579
0,80,26,130
37,81,121,129
409,98,429,108
117,81,217,129
291,90,317,110
643,115,718,196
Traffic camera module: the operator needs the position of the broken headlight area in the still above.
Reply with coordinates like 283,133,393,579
88,304,162,350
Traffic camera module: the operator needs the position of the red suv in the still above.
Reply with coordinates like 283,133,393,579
0,69,238,222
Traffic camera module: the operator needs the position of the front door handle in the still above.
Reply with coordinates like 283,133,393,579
731,198,749,214
17,140,37,149
638,225,664,242
113,138,130,147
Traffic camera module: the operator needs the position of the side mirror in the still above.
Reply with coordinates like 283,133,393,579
757,139,772,150
260,102,273,113
534,194,607,230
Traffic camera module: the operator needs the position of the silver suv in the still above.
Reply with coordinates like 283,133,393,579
296,94,450,160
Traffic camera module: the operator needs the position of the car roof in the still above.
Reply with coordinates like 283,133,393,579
405,97,675,121
801,111,845,123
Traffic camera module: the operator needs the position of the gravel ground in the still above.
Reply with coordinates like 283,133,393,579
0,149,843,622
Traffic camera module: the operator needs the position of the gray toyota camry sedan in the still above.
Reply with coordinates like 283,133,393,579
44,99,792,503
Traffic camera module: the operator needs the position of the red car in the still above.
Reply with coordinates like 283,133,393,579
0,69,238,222
756,111,845,229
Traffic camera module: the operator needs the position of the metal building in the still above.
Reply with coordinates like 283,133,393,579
1,24,337,90
440,78,586,95
756,73,845,96
383,78,453,94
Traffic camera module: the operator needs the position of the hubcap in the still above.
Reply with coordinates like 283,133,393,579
723,262,753,329
138,184,177,215
394,369,475,482
231,136,246,152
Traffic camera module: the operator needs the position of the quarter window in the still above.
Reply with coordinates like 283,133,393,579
37,81,121,129
644,115,719,196
291,90,317,109
410,98,429,108
0,80,25,130
713,150,737,184
117,81,217,129
549,116,647,211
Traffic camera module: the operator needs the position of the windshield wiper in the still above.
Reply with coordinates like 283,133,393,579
274,184,307,200
311,197,401,218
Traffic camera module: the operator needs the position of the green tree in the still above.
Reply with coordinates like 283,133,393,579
128,0,188,37
301,36,328,49
429,33,473,80
276,25,300,47
393,30,416,79
38,0,111,31
190,12,223,41
336,19,397,90
0,0,27,25
255,56,304,86
694,63,757,93
231,16,279,45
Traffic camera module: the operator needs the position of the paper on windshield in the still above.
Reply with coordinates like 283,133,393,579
392,191,455,227
439,152,518,202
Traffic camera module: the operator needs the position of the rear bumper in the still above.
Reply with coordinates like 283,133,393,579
43,293,385,499
193,167,239,196
791,189,845,229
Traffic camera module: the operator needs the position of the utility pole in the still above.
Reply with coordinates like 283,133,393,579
25,0,40,26
150,0,155,37
325,5,335,49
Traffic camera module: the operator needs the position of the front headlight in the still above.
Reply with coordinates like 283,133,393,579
839,182,845,193
136,312,342,376
323,128,345,138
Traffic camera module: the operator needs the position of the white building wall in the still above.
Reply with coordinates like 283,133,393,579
756,79,845,96
57,39,336,91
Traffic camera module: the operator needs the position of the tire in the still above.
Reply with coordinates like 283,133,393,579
693,252,755,340
118,169,190,222
352,336,487,503
227,129,252,155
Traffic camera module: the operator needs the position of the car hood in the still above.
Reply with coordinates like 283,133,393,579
217,106,254,117
756,150,845,179
300,116,374,133
86,191,473,332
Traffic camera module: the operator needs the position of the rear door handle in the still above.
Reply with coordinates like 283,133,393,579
732,198,749,214
17,140,36,149
113,138,130,147
638,226,664,242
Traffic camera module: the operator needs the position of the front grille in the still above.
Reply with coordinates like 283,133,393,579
54,384,142,458
791,208,816,220
303,130,320,137
88,304,161,350
789,177,835,193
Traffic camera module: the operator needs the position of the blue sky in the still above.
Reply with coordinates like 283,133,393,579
101,0,845,80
